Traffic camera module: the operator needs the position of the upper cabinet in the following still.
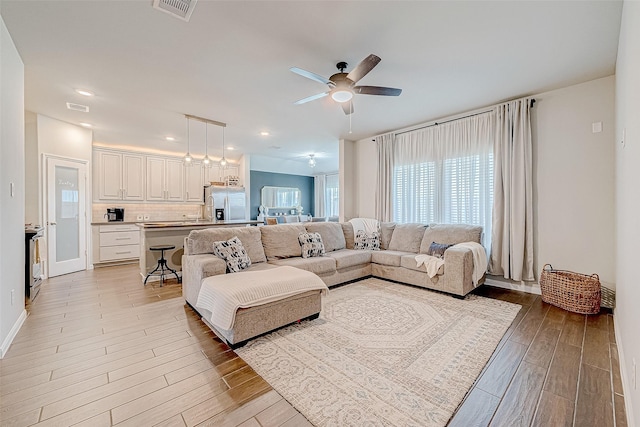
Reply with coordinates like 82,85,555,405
94,149,144,201
146,156,184,201
93,147,240,203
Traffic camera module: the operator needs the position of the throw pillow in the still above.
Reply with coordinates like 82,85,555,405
354,230,381,251
213,236,251,273
298,232,325,258
427,242,453,259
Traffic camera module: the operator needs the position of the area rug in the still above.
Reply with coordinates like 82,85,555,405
235,278,521,426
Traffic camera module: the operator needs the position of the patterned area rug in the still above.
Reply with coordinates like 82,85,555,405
236,278,521,426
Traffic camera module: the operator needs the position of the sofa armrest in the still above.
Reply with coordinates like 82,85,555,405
181,254,226,307
442,247,475,296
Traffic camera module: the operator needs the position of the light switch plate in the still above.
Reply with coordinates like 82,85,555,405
592,122,602,133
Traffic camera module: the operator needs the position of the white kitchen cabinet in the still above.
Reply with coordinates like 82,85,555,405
95,224,140,264
185,162,204,202
146,156,185,201
205,164,240,185
94,149,144,201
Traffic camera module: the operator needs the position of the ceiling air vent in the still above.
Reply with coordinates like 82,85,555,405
66,102,89,113
152,0,198,22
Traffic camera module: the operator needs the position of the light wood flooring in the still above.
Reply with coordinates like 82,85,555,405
0,265,627,426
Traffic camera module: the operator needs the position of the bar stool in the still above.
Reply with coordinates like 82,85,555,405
144,245,180,286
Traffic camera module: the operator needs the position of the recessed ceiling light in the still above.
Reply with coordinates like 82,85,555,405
79,122,93,128
75,89,94,97
165,136,175,141
260,131,270,136
226,146,235,151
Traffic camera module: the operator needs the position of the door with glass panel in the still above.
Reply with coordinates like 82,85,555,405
46,157,87,277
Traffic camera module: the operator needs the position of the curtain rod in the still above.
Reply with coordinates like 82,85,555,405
373,98,536,141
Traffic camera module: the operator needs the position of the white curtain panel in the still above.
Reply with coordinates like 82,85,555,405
314,174,326,217
375,133,395,222
393,113,495,251
325,173,340,217
489,98,535,281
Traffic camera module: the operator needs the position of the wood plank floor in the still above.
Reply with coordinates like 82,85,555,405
0,265,627,427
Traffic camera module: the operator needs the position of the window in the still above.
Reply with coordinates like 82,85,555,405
325,174,339,217
392,113,494,249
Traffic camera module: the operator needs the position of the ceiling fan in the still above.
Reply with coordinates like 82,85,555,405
290,54,402,115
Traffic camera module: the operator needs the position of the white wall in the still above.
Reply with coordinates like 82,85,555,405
0,15,26,357
615,2,640,424
339,139,356,221
533,76,616,289
354,76,616,289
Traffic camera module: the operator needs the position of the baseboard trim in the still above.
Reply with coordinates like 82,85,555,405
0,309,27,359
613,313,636,427
484,277,542,295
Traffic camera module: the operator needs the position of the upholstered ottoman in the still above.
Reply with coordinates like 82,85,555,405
194,266,328,348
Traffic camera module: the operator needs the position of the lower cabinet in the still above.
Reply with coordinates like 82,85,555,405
95,224,140,264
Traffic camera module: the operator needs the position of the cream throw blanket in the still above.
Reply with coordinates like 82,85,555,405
196,266,328,330
414,254,445,278
452,242,488,286
348,217,380,234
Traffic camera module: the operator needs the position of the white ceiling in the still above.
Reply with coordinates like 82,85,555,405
0,1,623,174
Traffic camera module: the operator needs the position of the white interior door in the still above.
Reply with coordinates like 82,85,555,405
47,157,87,277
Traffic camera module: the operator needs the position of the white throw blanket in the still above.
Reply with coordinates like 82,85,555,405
196,266,328,330
348,217,380,234
415,254,445,278
452,242,488,286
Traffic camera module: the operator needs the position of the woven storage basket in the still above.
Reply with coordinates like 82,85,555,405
539,264,601,314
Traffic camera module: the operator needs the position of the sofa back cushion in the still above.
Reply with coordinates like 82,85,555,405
419,223,483,253
260,223,307,260
186,227,266,263
379,222,396,250
341,222,355,249
387,223,427,253
304,222,346,252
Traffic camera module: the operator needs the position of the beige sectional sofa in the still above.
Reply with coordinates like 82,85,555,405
181,221,483,346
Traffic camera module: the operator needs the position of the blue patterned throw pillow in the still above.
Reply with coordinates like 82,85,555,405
298,232,325,258
212,236,251,273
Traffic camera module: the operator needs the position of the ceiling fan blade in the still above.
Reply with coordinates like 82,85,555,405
354,86,402,96
342,100,354,115
290,67,334,86
346,54,381,83
294,91,329,105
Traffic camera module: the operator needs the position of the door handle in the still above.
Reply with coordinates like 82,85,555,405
49,222,57,226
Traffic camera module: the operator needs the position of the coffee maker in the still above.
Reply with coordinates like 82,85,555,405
105,208,125,222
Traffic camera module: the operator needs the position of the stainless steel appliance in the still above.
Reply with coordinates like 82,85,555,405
25,226,44,301
105,207,125,222
203,185,246,221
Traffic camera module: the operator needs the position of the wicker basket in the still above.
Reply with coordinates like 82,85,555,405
539,264,601,314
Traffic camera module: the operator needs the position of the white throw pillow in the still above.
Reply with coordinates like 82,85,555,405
298,232,325,258
354,230,381,251
213,236,251,273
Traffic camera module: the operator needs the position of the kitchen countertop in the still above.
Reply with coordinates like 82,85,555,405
135,220,262,229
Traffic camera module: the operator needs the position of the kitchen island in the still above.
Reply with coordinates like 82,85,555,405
137,220,262,283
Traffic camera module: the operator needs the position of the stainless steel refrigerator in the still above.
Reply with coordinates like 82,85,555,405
202,185,247,221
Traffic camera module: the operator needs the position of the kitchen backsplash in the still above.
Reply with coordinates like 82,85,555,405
92,203,203,222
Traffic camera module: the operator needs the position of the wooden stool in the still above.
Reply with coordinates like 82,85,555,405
144,245,180,286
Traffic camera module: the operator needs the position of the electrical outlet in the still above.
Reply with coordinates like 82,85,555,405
633,358,637,390
136,215,143,221
10,289,14,306
143,215,150,221
621,128,626,148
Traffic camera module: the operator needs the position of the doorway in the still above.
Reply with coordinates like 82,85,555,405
46,156,88,277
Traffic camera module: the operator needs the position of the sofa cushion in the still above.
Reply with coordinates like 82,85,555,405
354,230,380,251
304,222,346,252
260,224,307,261
388,223,427,253
298,232,326,258
213,237,252,273
269,256,337,275
341,222,355,249
186,227,266,263
327,249,372,269
379,222,396,250
371,250,414,267
419,224,483,254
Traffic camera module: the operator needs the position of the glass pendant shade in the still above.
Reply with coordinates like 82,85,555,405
184,117,193,166
203,123,212,168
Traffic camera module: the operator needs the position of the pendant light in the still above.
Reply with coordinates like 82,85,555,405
183,117,193,165
202,122,212,168
220,126,227,168
308,154,316,168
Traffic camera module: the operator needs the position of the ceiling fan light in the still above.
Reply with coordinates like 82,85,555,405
331,89,353,103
